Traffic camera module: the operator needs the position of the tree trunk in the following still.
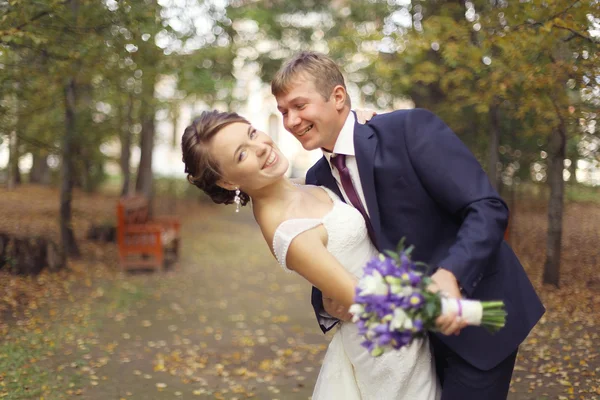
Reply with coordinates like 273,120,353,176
543,125,566,287
60,77,81,259
75,82,95,193
81,155,93,192
59,0,80,259
135,110,155,202
0,232,63,275
120,93,134,196
30,153,51,185
488,102,501,191
171,101,180,148
7,85,24,188
167,102,180,213
15,160,22,184
135,71,156,214
7,130,18,190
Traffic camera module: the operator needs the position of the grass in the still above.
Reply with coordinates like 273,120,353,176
101,174,203,200
504,182,600,207
0,281,148,400
0,333,59,399
103,281,149,312
565,183,600,203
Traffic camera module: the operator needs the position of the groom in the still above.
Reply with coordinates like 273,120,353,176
272,51,545,399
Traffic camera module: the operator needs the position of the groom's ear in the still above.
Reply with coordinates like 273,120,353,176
332,85,348,110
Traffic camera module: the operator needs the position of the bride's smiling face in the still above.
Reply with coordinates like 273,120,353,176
210,122,289,192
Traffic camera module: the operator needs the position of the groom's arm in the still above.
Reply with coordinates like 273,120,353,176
403,109,509,297
311,287,339,333
305,167,340,333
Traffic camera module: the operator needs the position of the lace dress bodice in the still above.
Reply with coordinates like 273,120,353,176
271,186,440,400
273,187,379,278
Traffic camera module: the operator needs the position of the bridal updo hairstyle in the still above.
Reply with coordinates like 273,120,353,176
181,110,251,207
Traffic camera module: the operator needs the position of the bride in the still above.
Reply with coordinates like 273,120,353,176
181,110,447,399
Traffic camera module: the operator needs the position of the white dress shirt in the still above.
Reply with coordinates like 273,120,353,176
323,111,371,217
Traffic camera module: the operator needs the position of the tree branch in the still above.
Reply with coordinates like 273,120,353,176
16,134,62,154
553,23,598,43
512,0,581,30
15,10,52,30
546,0,581,22
0,41,72,61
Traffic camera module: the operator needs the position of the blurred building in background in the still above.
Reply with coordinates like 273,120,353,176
150,64,416,180
1,73,598,186
151,69,368,180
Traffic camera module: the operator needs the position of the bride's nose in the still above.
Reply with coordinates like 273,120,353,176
254,142,268,157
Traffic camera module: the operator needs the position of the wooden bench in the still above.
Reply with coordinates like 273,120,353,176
116,195,180,271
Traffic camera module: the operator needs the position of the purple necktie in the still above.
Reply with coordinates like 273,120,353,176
331,154,377,246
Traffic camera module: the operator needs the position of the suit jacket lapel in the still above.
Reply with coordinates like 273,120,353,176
354,122,382,246
314,158,344,200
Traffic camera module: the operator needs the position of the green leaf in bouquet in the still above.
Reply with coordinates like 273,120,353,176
421,276,434,287
383,250,400,262
395,237,407,254
371,347,384,357
413,261,431,275
425,302,437,319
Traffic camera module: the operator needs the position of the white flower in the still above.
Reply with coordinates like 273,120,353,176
390,308,413,331
365,322,385,340
390,308,407,330
390,283,415,297
390,284,413,297
349,304,365,322
358,271,389,296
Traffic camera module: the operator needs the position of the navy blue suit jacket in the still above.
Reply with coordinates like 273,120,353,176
306,109,545,371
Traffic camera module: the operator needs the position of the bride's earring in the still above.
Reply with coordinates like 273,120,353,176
234,187,241,213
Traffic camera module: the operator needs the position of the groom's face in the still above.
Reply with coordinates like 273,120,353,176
275,75,343,151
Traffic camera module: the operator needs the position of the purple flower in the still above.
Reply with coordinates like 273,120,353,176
377,332,393,346
373,323,389,335
412,319,424,332
362,340,376,353
356,319,368,333
363,256,399,278
389,293,412,309
391,331,413,348
353,244,441,357
408,293,425,308
400,253,413,270
409,272,423,287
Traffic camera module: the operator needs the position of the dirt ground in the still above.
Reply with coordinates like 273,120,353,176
1,185,599,399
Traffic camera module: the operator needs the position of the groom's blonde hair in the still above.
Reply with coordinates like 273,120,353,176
271,51,351,108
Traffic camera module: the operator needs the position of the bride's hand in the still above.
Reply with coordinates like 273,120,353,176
355,109,377,124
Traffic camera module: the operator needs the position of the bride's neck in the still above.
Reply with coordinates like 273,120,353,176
249,177,299,208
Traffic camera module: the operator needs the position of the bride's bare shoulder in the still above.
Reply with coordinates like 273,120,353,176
254,202,296,246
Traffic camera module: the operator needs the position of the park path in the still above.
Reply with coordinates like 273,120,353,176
47,205,327,400
34,199,593,400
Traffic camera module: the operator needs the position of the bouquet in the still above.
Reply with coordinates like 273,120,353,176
349,240,506,357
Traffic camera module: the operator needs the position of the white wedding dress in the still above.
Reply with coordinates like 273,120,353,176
273,187,441,400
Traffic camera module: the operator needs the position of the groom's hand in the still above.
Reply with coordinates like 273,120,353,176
323,297,353,322
430,268,462,298
355,109,377,124
429,268,468,336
